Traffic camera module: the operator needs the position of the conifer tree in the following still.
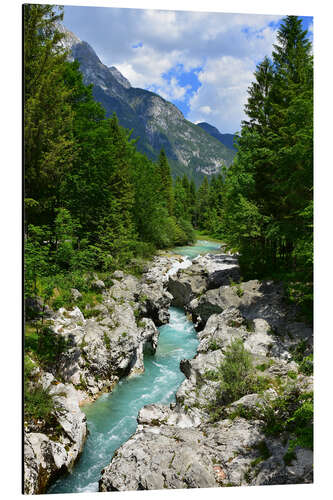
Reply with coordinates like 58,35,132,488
157,149,174,215
220,15,313,287
24,4,76,228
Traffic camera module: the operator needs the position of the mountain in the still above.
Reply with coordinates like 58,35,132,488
197,122,237,151
59,25,236,183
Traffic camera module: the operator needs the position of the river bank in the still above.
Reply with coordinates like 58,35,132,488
24,240,221,494
100,254,313,490
24,240,313,493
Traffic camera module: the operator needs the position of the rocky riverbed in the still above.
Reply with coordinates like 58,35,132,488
24,254,183,494
99,253,313,491
24,247,313,493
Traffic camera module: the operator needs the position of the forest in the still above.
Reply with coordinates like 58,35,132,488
24,5,313,321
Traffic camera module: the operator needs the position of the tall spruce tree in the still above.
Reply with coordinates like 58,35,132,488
220,15,313,286
157,149,174,215
24,5,76,228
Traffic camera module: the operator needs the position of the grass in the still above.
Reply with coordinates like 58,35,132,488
103,332,111,350
299,355,313,376
24,385,56,421
208,338,222,351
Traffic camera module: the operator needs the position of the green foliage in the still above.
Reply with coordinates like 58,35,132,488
206,339,269,420
24,385,56,421
299,354,313,376
198,16,313,319
261,387,313,451
203,369,220,381
254,440,271,462
103,332,111,350
255,361,274,372
290,340,308,363
287,399,313,450
208,338,222,351
157,149,174,216
84,308,102,319
216,339,258,404
24,354,56,421
25,324,69,369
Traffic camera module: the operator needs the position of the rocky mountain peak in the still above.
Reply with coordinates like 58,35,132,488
108,66,131,89
57,23,236,182
56,23,81,53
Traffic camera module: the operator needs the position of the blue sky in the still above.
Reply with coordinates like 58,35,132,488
62,7,313,133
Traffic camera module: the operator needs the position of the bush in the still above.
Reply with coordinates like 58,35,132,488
206,339,269,420
24,385,56,421
299,354,313,376
261,387,313,451
25,325,69,368
216,339,261,405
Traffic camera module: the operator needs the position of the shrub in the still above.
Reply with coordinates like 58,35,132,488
84,308,102,319
216,339,259,405
25,324,69,368
24,385,56,421
290,340,308,363
206,339,269,420
103,332,111,350
261,387,313,451
299,354,313,376
208,338,222,351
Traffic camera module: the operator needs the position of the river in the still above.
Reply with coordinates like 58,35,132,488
48,240,221,494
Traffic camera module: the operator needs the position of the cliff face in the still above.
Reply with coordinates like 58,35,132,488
60,25,236,182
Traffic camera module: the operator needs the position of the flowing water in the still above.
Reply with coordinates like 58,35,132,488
48,240,221,494
171,239,222,260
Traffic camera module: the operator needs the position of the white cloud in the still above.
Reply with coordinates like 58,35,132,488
199,105,212,115
64,6,284,132
188,56,255,132
116,46,183,88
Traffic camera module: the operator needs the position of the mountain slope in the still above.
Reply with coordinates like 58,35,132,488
60,25,236,182
197,122,237,151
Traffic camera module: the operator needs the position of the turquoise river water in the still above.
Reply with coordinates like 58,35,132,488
48,240,221,494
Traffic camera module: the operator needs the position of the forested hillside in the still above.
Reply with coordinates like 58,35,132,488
24,6,313,318
24,5,201,307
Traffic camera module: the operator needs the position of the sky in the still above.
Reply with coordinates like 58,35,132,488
61,7,313,134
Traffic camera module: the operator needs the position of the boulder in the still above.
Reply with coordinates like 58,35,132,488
91,279,105,291
113,270,125,280
192,253,240,289
25,296,53,320
98,416,268,491
70,288,82,302
168,267,207,308
142,255,186,284
138,282,173,325
24,378,87,494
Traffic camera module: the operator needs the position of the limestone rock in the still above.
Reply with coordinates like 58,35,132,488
137,282,172,326
193,253,240,289
113,270,125,279
24,378,87,494
91,279,105,291
70,288,82,302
